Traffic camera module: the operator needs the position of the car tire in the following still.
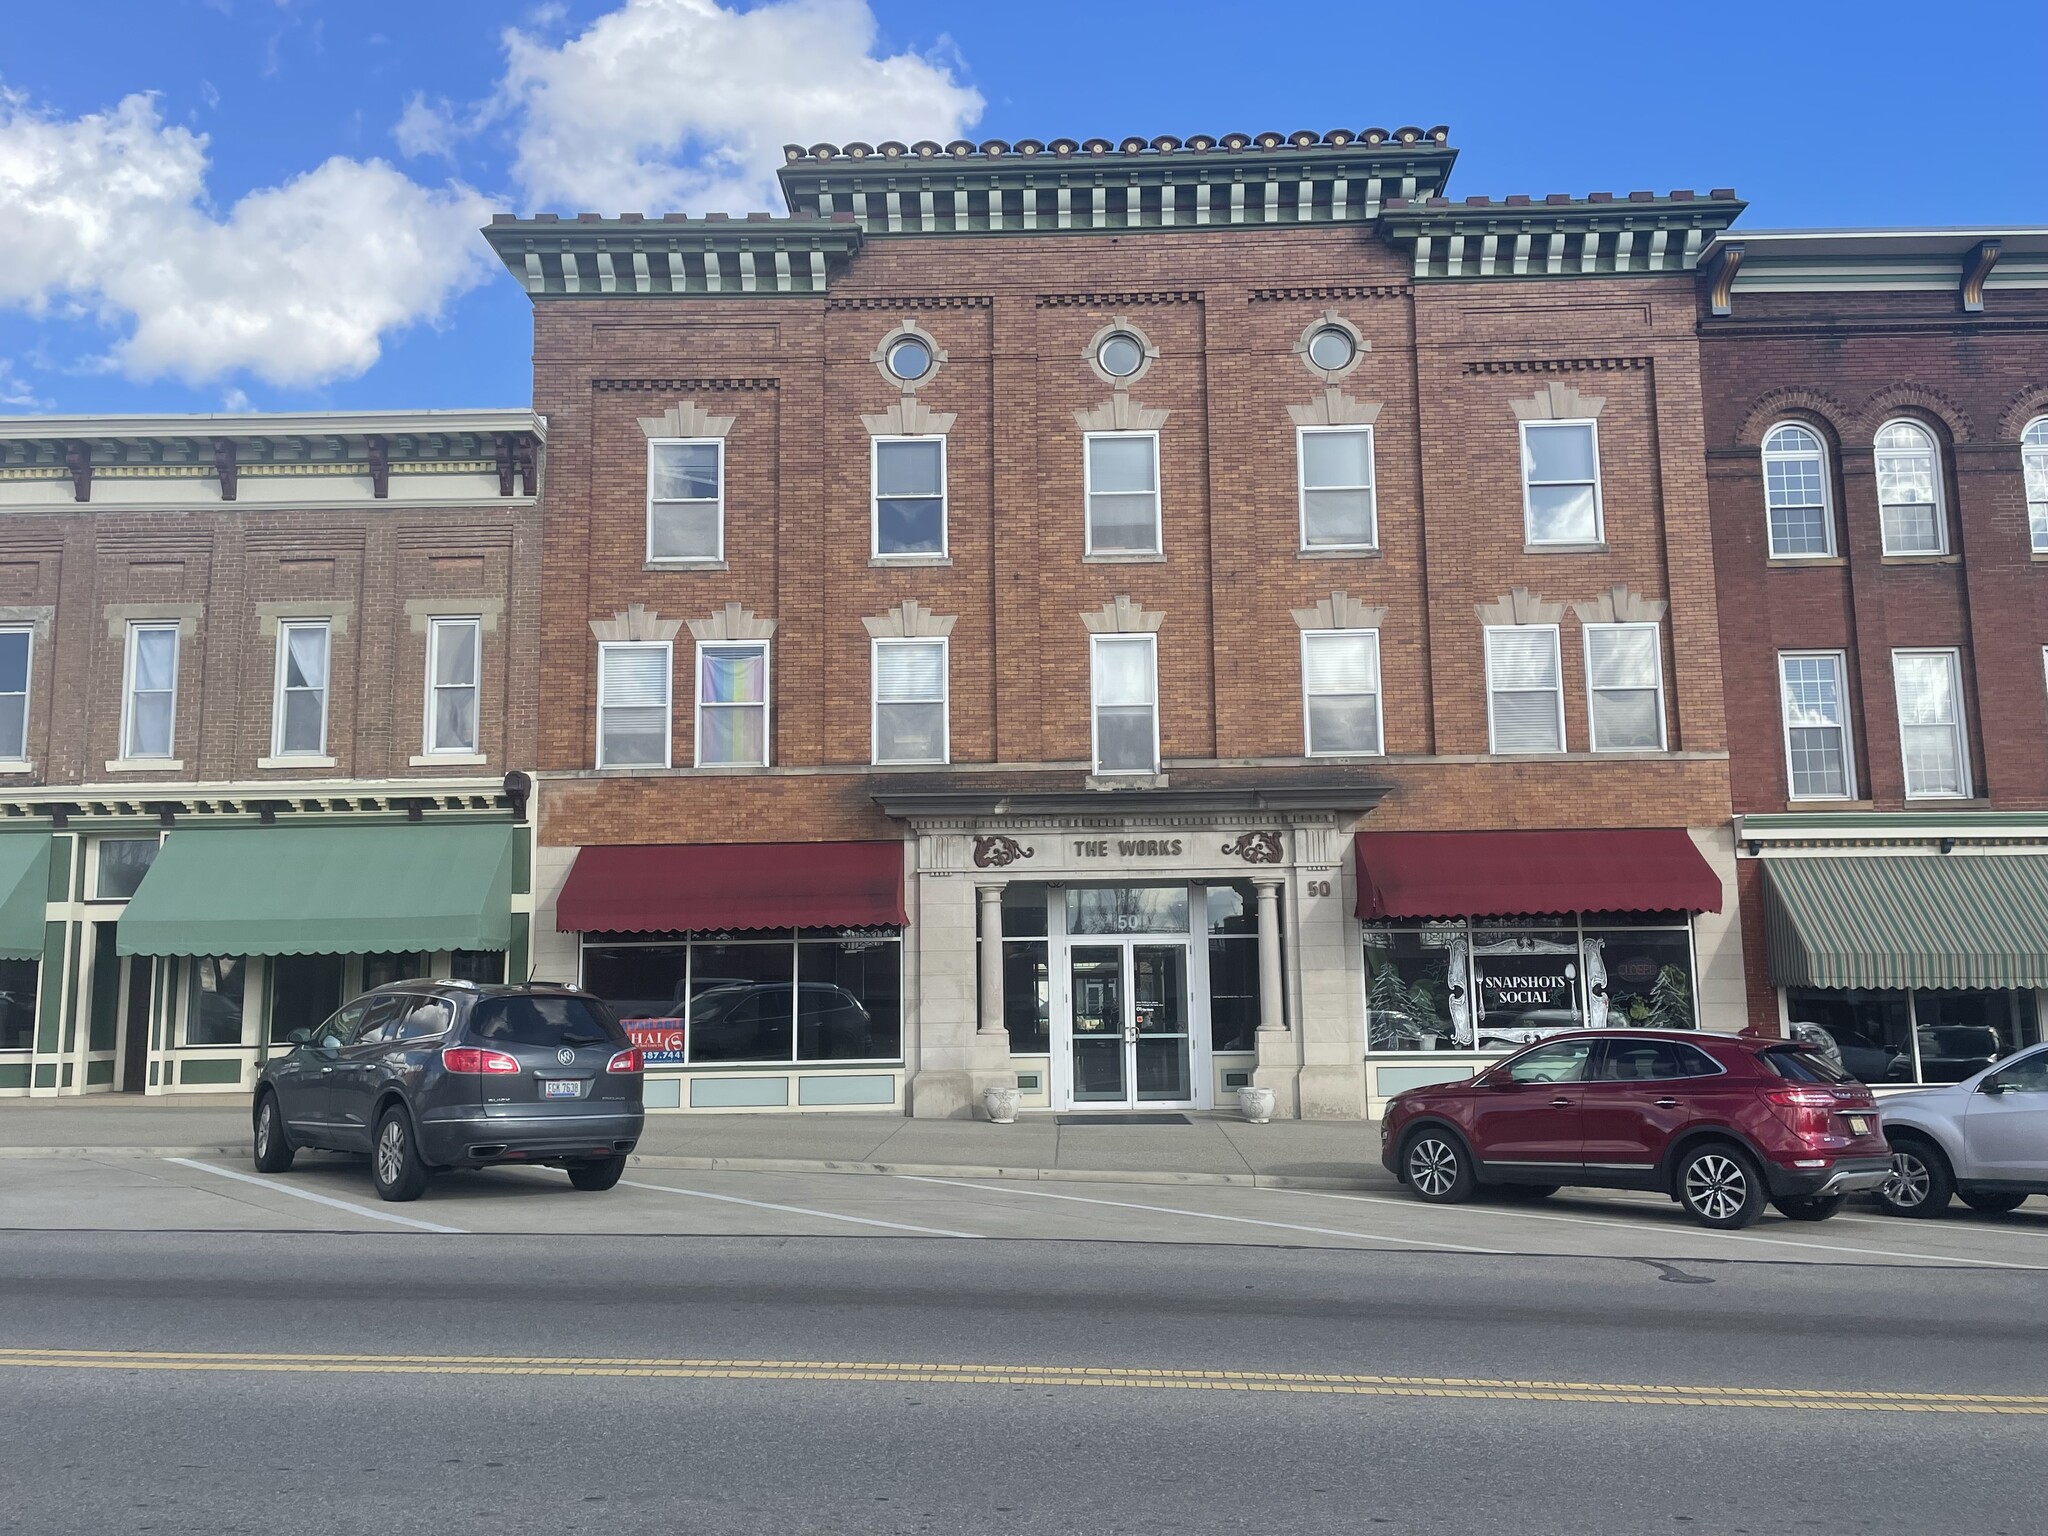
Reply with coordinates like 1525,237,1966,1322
1401,1128,1477,1205
371,1105,431,1203
1772,1194,1845,1222
252,1093,294,1174
1957,1190,2029,1215
1498,1183,1560,1202
1878,1135,1954,1218
567,1155,628,1192
1674,1143,1767,1230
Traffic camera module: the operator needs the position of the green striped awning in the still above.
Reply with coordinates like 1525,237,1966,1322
1761,855,2048,990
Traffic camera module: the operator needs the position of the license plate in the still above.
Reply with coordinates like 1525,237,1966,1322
543,1079,582,1099
1846,1115,1870,1135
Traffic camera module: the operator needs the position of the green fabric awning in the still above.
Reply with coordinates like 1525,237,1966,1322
1762,854,2048,990
118,823,514,959
0,834,51,961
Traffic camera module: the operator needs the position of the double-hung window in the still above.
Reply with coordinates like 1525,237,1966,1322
1584,623,1665,751
646,439,723,562
696,642,769,767
1892,649,1969,799
1874,420,1945,555
425,617,481,755
872,638,948,764
1301,630,1383,755
1762,423,1834,557
272,620,330,757
1484,626,1565,754
596,642,672,769
1084,433,1161,555
1778,651,1854,799
2023,417,2048,553
1090,634,1158,774
1520,421,1603,545
872,438,947,558
0,626,29,763
123,622,179,760
1297,426,1377,550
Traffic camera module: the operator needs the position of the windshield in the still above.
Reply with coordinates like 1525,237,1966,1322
1761,1045,1854,1084
468,995,626,1049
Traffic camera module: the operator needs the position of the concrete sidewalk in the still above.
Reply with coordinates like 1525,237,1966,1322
0,1097,1393,1190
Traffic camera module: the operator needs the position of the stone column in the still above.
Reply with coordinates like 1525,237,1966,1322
976,885,1008,1039
1251,875,1301,1116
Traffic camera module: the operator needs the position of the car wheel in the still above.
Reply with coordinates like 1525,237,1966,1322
1401,1129,1476,1205
371,1105,430,1203
1498,1183,1560,1202
567,1155,628,1192
1772,1194,1845,1222
1675,1143,1766,1230
252,1093,294,1174
1877,1136,1953,1218
1958,1190,2029,1215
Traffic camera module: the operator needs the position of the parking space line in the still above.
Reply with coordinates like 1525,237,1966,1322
621,1179,983,1238
163,1159,466,1234
1262,1187,2038,1270
899,1176,1506,1253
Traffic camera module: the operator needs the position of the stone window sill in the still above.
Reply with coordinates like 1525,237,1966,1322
257,754,336,770
1880,553,1959,565
1085,772,1168,789
869,554,952,568
1298,547,1380,560
0,761,30,775
1767,555,1846,569
1523,541,1609,555
410,752,488,767
1784,798,1876,810
104,759,184,774
643,559,728,573
1083,551,1167,564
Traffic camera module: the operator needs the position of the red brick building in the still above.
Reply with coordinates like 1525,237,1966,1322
491,129,1749,1119
1699,229,2048,1085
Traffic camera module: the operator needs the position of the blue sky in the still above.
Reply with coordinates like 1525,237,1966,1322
2,0,2041,417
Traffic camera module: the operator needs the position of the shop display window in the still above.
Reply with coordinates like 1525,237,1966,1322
1788,987,2041,1085
188,956,248,1047
0,957,37,1051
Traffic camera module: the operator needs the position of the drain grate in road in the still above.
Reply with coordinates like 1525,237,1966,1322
1056,1114,1192,1126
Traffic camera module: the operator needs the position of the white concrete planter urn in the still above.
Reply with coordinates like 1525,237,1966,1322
1236,1086,1276,1124
982,1086,1021,1124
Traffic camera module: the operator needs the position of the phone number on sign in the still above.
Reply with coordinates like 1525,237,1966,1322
624,1020,686,1065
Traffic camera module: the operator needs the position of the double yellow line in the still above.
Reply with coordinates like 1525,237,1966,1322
2,1348,2043,1415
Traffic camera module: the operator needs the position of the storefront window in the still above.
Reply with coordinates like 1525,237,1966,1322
269,953,343,1043
451,950,505,984
1587,929,1694,1029
1471,926,1582,1048
0,957,37,1051
95,838,159,901
1365,925,1466,1051
1207,883,1262,1052
188,956,247,1046
999,884,1050,1053
362,952,427,991
1066,886,1188,935
1788,987,2041,1085
581,929,904,1066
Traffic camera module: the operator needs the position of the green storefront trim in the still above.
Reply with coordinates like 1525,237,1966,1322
119,823,516,959
85,1059,114,1086
35,918,63,1054
0,1061,29,1090
178,1058,243,1085
1762,854,2048,990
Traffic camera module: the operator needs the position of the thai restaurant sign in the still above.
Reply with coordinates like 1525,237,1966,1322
624,1020,686,1066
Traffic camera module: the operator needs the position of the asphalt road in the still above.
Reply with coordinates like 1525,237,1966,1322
4,1159,2048,1534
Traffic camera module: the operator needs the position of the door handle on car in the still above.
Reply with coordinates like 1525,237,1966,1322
1655,1098,1679,1108
1551,1097,1572,1108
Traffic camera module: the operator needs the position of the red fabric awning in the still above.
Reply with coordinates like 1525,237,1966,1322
1355,829,1723,920
556,841,907,934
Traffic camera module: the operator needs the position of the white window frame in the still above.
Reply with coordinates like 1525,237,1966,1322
1874,418,1948,557
596,640,673,770
1089,632,1160,776
2023,417,2048,554
870,636,951,766
121,621,179,762
1582,622,1667,753
0,624,31,765
1891,647,1971,800
694,640,770,768
1295,424,1378,552
270,619,331,758
870,435,949,560
1761,421,1836,559
1519,419,1604,546
1484,624,1566,755
645,437,725,565
1082,430,1162,557
1300,628,1384,757
1778,649,1856,802
423,616,483,757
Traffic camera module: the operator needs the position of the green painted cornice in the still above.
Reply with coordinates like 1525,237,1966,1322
1379,191,1746,280
483,213,865,297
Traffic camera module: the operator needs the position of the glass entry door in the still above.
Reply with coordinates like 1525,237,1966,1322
1065,942,1192,1107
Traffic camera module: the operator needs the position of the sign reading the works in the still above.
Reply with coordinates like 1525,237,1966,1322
1072,838,1184,858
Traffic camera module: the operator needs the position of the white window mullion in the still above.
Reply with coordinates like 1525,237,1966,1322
1874,420,1946,556
123,622,179,761
647,438,725,563
1090,633,1158,774
1762,422,1835,558
1485,625,1564,754
1892,648,1969,799
425,617,483,756
1084,432,1161,556
1779,651,1854,800
872,637,949,764
0,626,31,763
1297,426,1377,551
872,437,948,559
1520,420,1603,546
1584,622,1665,751
272,620,331,757
1301,629,1383,756
597,641,673,769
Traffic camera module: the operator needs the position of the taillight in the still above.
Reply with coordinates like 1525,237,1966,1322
1764,1087,1839,1109
1763,1085,1841,1143
606,1048,643,1074
441,1046,520,1075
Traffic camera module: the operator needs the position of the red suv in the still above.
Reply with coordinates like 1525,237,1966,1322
1379,1031,1891,1229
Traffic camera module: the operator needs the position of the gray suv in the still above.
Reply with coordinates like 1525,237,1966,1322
252,980,645,1202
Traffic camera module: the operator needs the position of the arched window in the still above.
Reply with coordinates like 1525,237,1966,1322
1874,419,1946,556
2024,417,2048,553
1761,422,1833,557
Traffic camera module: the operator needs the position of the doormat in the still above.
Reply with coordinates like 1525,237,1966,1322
1056,1114,1192,1126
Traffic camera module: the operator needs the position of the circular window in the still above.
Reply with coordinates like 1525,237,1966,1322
885,337,933,381
1307,326,1356,372
1097,332,1145,378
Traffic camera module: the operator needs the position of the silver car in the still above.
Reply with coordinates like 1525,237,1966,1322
1874,1043,2048,1216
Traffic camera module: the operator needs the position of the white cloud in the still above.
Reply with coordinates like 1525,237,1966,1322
0,88,495,388
0,360,49,410
394,92,461,161
496,0,982,215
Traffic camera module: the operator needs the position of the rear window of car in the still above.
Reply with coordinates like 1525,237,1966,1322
1760,1045,1852,1083
468,995,626,1048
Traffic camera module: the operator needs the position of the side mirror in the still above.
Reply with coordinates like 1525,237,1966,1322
287,1029,312,1047
1979,1078,2007,1096
1479,1069,1518,1091
316,1037,342,1061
